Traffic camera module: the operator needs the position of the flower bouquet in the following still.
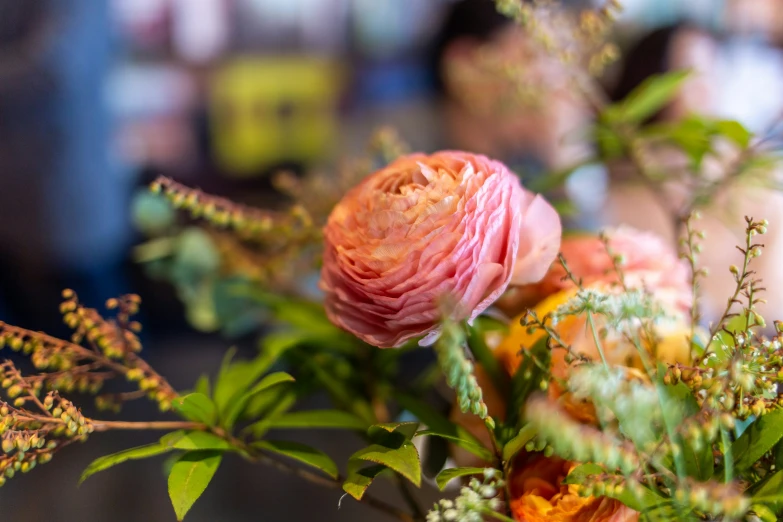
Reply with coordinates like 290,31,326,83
1,1,783,521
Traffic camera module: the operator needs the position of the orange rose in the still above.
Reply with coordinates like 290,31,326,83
509,454,639,522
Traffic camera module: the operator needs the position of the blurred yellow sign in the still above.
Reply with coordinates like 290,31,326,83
209,57,341,176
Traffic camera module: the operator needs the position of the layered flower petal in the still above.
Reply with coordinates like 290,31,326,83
320,151,561,348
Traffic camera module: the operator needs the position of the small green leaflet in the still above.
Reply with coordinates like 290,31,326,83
502,424,537,463
172,393,217,426
263,410,368,431
435,467,486,490
220,371,295,429
351,441,421,487
253,440,338,479
168,450,222,521
343,463,386,501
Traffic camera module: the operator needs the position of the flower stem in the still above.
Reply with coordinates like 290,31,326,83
92,420,204,431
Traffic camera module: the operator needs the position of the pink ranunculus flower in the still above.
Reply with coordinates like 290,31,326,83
319,151,561,348
532,227,692,312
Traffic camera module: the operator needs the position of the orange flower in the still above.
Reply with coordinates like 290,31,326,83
495,286,692,379
497,228,691,318
509,454,639,522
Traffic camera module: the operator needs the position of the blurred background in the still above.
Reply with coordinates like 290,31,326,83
0,0,781,520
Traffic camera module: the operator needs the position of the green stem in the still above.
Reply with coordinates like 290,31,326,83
395,474,425,521
721,428,734,483
586,312,609,369
482,508,517,522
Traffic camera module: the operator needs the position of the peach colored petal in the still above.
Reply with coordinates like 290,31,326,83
320,151,561,348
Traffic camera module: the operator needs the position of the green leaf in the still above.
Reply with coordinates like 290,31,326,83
731,410,783,472
368,421,420,441
415,430,494,462
749,504,779,522
243,387,298,438
80,443,172,484
212,333,297,420
502,424,537,463
658,382,713,480
161,431,232,452
751,470,783,515
613,70,690,124
264,410,368,431
172,393,217,426
193,374,211,397
435,467,486,490
253,440,339,479
395,392,473,439
343,463,386,501
168,451,222,521
299,356,376,425
220,371,295,429
351,441,421,486
423,435,450,478
715,120,752,148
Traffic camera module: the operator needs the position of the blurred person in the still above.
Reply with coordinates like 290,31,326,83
0,0,134,333
431,0,591,175
601,23,783,327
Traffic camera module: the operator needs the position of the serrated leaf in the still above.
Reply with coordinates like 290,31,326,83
394,392,486,451
731,410,783,473
263,410,368,431
162,431,232,451
502,424,537,462
415,430,494,462
351,441,421,486
614,70,690,123
172,393,217,426
221,372,295,429
80,443,171,484
343,463,386,501
168,451,222,521
435,467,486,490
253,440,338,479
369,421,419,439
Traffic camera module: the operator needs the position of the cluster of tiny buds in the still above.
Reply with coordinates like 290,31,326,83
527,398,639,475
426,469,504,522
0,386,95,488
151,176,314,241
673,481,749,519
62,290,142,358
437,321,489,420
577,473,626,499
125,368,174,412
